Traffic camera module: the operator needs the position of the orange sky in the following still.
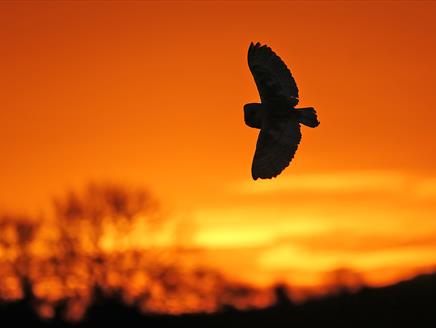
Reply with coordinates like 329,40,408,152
1,1,436,289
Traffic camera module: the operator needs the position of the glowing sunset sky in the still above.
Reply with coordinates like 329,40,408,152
1,1,436,289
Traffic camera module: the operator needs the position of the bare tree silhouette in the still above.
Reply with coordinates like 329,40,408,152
322,267,365,295
49,183,162,320
0,214,40,301
0,183,271,322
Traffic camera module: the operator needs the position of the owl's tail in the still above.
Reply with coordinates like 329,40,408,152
296,107,320,128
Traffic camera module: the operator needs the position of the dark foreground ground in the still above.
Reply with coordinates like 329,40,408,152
1,273,435,328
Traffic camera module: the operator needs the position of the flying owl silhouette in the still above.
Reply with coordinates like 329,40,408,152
244,42,319,180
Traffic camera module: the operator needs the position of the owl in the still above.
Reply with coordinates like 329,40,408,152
244,42,319,180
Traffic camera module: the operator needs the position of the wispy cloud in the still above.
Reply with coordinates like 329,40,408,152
259,241,436,273
272,231,436,254
233,170,436,200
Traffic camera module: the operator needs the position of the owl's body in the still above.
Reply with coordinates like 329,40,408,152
244,42,319,180
244,103,318,130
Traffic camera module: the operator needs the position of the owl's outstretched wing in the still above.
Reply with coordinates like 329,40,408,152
248,42,299,103
251,117,301,180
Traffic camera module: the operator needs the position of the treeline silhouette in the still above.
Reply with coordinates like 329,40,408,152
1,272,435,327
